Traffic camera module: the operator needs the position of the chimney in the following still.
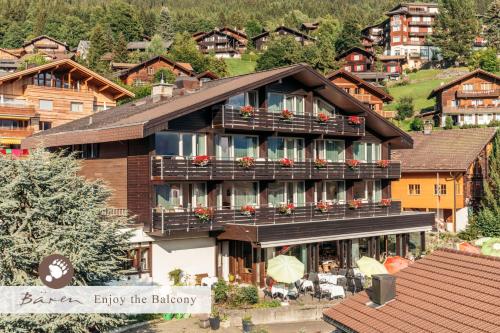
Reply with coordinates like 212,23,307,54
423,121,433,135
151,77,174,100
174,76,200,92
371,274,396,306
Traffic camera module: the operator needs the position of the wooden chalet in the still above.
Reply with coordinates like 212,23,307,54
252,26,316,51
0,48,21,73
300,22,319,34
0,59,133,149
428,69,500,127
22,35,70,55
327,70,394,118
335,47,377,74
196,70,220,82
194,28,248,58
116,55,194,86
23,63,433,286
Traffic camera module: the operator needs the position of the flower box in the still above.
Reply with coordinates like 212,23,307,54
279,157,294,167
379,199,392,207
239,156,256,169
317,112,330,123
347,115,362,125
240,205,256,216
240,105,255,119
377,160,390,168
316,201,329,213
348,200,362,210
314,158,327,168
280,109,293,120
194,206,213,222
278,203,295,215
346,159,360,169
193,155,210,167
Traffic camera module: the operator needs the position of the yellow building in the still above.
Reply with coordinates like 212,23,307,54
392,127,497,233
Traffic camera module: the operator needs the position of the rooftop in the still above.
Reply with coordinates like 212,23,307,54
392,127,498,173
428,69,500,99
324,248,500,333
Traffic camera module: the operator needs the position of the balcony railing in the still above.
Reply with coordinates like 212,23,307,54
151,156,401,180
0,101,36,117
442,105,500,114
212,105,365,136
151,201,403,232
456,89,499,98
408,21,432,26
408,31,430,37
0,127,34,138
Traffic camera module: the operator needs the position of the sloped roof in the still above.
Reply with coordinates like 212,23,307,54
0,59,133,98
117,55,194,78
335,47,375,61
428,69,500,99
23,63,412,149
252,26,316,42
324,248,500,333
0,48,21,59
326,69,394,102
23,35,68,49
196,70,219,80
392,127,498,172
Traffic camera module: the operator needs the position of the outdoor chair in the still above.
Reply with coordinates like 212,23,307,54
311,280,330,301
336,277,348,292
194,273,208,286
338,268,347,276
263,277,275,299
308,272,319,283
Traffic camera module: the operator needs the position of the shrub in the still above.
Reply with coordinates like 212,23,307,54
168,268,183,285
213,279,230,304
410,117,424,131
154,68,176,84
488,120,500,127
395,96,414,121
444,116,454,130
234,286,259,306
254,300,281,308
460,124,481,129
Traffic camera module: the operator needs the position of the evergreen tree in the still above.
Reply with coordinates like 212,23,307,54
1,21,26,48
139,9,158,38
113,32,129,63
474,134,500,236
158,6,174,42
432,0,480,64
104,0,142,41
87,24,113,72
146,34,166,58
255,36,304,71
483,0,500,51
334,15,361,54
245,19,263,47
0,149,131,332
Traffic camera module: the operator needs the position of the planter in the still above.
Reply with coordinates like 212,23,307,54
209,317,220,330
199,315,210,329
242,320,253,333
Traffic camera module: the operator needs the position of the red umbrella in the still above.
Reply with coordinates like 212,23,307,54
384,256,412,274
458,242,481,254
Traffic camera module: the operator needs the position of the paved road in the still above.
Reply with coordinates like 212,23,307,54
126,317,333,333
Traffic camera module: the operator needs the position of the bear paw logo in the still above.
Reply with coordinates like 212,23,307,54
45,259,69,283
38,254,74,289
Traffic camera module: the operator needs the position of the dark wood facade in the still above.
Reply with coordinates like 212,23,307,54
252,26,315,51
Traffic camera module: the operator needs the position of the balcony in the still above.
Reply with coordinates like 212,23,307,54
456,89,499,98
151,201,404,232
0,127,34,138
0,100,36,118
409,31,430,37
212,105,365,136
408,21,432,26
442,105,500,114
150,156,401,181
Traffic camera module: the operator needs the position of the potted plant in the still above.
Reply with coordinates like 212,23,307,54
238,156,255,169
317,112,329,123
346,159,360,169
347,115,362,125
280,109,293,120
379,198,392,207
193,155,210,167
194,206,213,222
199,314,210,329
278,203,295,215
240,205,256,216
279,157,294,167
240,105,255,119
377,160,390,168
242,315,253,333
316,201,329,213
348,199,362,209
209,308,221,330
314,158,327,168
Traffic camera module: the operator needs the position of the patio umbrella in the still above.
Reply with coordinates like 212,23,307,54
267,255,304,283
481,238,500,257
458,241,481,254
384,256,411,274
356,256,388,277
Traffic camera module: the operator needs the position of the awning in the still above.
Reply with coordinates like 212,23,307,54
0,138,21,145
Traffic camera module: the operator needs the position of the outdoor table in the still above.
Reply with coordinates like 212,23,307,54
201,276,218,287
271,284,288,298
318,273,344,285
320,284,345,299
299,279,313,291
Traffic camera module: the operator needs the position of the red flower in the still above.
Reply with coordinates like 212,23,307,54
280,157,294,167
240,205,256,216
317,112,330,123
348,115,362,125
193,155,210,167
346,159,360,168
314,158,327,168
194,206,213,222
281,109,294,120
348,199,362,209
240,105,255,118
316,201,329,213
278,203,295,215
377,160,390,168
379,199,392,207
238,156,256,168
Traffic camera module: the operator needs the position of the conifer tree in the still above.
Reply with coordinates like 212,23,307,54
0,149,131,332
158,6,174,42
483,0,500,51
146,34,166,58
334,15,361,55
113,32,129,63
87,24,112,72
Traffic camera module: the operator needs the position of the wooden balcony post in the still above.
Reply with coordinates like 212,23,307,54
420,231,426,253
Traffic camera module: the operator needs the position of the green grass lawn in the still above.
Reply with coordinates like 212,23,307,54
224,58,257,76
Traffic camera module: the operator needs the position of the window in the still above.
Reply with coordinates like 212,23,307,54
355,65,364,72
344,66,351,72
155,183,182,208
434,184,447,196
70,102,83,112
450,100,458,107
227,91,258,108
353,142,381,162
481,83,492,91
393,25,400,32
408,184,421,195
411,16,420,22
410,27,419,32
148,67,154,75
234,182,259,207
216,134,258,159
317,181,346,203
125,244,151,274
471,99,484,106
462,84,473,91
38,121,52,131
268,93,304,115
268,181,305,207
353,54,361,61
393,36,401,43
155,132,206,156
423,16,432,22
353,180,381,202
315,139,345,162
81,143,99,158
39,99,53,111
314,98,335,116
268,137,304,161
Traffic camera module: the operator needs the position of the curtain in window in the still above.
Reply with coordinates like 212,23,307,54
234,182,258,207
156,184,181,208
268,93,283,113
325,181,345,202
325,140,344,161
182,133,193,157
196,134,206,155
193,183,207,206
268,182,284,207
296,182,305,206
316,99,335,116
353,142,366,161
233,135,257,158
155,132,179,156
295,96,304,115
268,137,285,161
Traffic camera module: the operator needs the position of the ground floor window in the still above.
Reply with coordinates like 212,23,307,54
125,242,152,276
